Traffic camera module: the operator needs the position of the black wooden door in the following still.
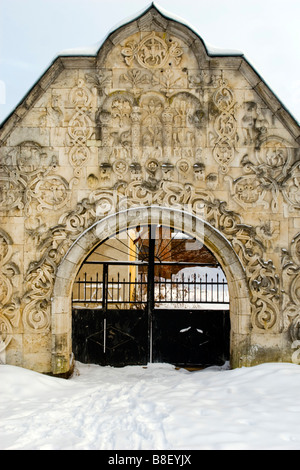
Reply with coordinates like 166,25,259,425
152,309,230,367
72,308,148,366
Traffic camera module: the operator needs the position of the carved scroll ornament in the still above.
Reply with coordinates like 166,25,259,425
0,229,20,352
23,182,280,334
226,138,300,214
0,141,70,215
121,32,183,70
282,233,300,363
212,78,237,174
67,79,94,178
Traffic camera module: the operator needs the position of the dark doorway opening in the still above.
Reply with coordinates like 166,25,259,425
72,225,230,368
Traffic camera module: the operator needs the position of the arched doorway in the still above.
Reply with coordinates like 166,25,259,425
72,223,230,368
51,206,251,374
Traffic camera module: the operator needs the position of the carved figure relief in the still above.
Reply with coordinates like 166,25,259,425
227,174,268,210
283,169,300,212
121,32,183,69
98,86,205,189
241,101,268,148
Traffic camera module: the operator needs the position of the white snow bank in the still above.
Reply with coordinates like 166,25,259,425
1,361,300,450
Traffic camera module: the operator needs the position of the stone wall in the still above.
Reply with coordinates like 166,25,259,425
0,5,300,374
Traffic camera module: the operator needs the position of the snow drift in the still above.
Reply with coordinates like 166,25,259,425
1,361,300,450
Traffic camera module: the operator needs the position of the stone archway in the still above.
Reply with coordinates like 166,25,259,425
51,206,250,375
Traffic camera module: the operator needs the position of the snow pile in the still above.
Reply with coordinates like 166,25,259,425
1,361,300,450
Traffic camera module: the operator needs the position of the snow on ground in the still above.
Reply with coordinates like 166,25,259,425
1,361,300,450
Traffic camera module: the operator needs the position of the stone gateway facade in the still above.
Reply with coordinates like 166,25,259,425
1,4,300,376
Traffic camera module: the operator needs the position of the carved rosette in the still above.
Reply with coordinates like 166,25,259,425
226,138,300,215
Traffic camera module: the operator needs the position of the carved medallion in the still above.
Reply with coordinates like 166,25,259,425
121,32,183,69
229,175,267,210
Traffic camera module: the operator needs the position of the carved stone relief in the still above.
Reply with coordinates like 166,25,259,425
121,32,183,69
211,77,237,173
0,6,300,373
240,101,269,148
11,29,297,349
67,79,94,178
282,233,300,363
97,89,206,189
0,141,70,217
226,137,300,214
0,229,20,352
23,184,280,334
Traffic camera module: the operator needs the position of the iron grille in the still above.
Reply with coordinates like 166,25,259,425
72,261,229,308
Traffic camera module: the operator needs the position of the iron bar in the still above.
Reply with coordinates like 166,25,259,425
147,226,156,363
102,264,108,312
84,273,87,302
73,265,229,306
83,260,219,266
103,318,106,354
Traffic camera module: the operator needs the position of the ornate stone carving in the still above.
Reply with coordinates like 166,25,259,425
226,138,299,213
25,181,280,333
212,78,237,173
39,94,64,137
241,101,269,148
0,141,68,216
85,70,111,99
0,229,20,352
152,67,186,97
282,162,300,214
282,233,300,363
67,79,93,177
98,87,204,189
226,174,268,210
1,7,299,373
22,198,97,332
119,69,152,97
121,32,183,69
31,175,70,212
